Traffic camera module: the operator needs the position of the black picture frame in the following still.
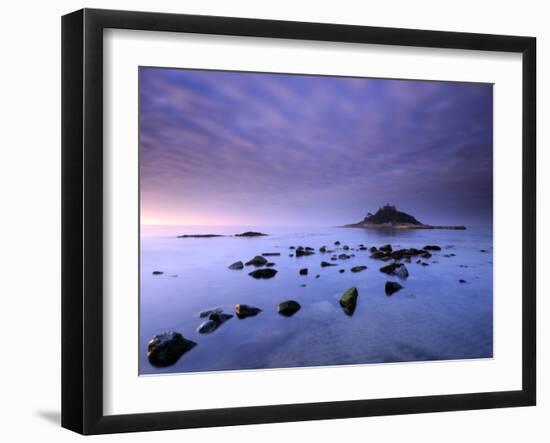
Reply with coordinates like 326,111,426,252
62,8,536,435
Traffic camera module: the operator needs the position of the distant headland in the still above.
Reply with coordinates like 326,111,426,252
343,204,466,230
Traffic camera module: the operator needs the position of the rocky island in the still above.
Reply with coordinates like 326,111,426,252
343,204,466,230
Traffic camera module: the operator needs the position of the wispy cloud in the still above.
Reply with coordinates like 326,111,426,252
139,68,492,226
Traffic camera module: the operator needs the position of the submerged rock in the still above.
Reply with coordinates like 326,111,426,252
152,271,164,275
338,253,351,260
379,263,408,279
379,244,392,252
262,252,281,256
299,268,308,276
197,312,233,334
235,304,262,318
339,269,345,273
319,246,327,253
295,248,315,257
385,281,403,296
315,274,320,278
459,279,467,284
334,241,341,246
147,331,196,367
245,255,268,267
339,287,359,316
248,268,278,279
370,251,388,260
177,234,223,238
199,307,223,318
235,231,267,237
321,261,337,267
278,300,301,316
265,262,276,267
351,266,367,273
228,261,244,270
343,245,350,250
423,245,441,251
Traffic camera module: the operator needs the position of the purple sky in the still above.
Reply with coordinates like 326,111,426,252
139,67,493,227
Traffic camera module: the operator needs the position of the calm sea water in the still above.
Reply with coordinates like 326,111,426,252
140,225,493,375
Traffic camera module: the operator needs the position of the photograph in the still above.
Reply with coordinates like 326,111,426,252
139,67,494,374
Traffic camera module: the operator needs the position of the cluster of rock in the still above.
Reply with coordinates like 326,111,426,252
177,231,268,238
148,237,482,367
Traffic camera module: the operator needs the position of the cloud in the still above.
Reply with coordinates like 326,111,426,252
139,67,493,226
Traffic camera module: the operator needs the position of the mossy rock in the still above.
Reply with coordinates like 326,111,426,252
339,287,358,316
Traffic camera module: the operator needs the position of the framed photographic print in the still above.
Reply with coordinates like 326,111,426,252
61,8,536,435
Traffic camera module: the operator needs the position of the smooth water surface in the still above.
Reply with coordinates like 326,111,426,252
140,225,493,374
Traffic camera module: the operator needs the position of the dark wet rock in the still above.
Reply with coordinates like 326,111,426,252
299,268,308,276
289,246,296,250
321,261,337,267
459,279,467,284
289,254,294,257
421,262,429,266
339,287,358,316
300,284,307,287
369,246,378,252
199,307,223,318
265,262,276,267
235,304,262,319
416,259,421,264
385,281,403,296
351,266,367,273
343,245,350,250
262,252,281,257
359,246,368,251
338,269,345,273
480,249,488,253
228,261,244,270
177,234,223,238
379,263,408,279
443,253,456,258
315,274,320,278
338,253,351,260
370,251,389,260
330,257,338,261
423,245,441,251
278,300,301,316
319,246,327,253
245,255,268,267
459,264,469,268
147,331,196,367
152,271,164,275
420,251,432,259
295,248,315,257
379,244,392,252
305,246,315,251
235,231,268,237
197,312,233,334
334,241,341,246
248,268,278,279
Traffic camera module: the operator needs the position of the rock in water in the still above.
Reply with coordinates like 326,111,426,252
235,231,267,237
343,245,350,250
265,262,276,267
295,248,315,257
385,281,403,296
339,287,358,315
278,300,301,316
245,255,268,267
235,304,262,318
339,269,345,273
459,279,467,284
299,268,308,276
262,252,281,256
321,261,337,267
228,261,244,270
147,331,196,367
152,271,163,275
319,246,327,253
351,266,367,273
197,312,233,333
248,268,278,279
334,241,341,246
379,263,408,279
423,245,441,251
379,244,392,252
199,307,223,318
338,254,351,260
